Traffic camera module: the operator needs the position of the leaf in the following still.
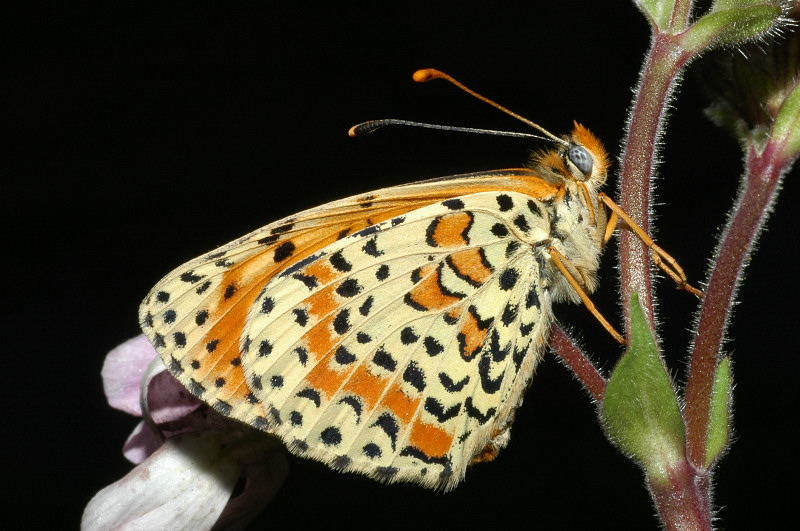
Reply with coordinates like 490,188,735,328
705,356,733,466
772,79,800,159
633,0,674,31
682,3,784,53
601,293,686,480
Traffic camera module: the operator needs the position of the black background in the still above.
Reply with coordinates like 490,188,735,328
8,3,798,529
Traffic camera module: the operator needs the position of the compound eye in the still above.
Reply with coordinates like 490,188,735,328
568,145,593,176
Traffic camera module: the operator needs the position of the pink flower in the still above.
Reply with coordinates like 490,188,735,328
82,335,288,530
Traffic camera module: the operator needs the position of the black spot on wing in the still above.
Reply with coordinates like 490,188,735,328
402,362,426,392
500,268,520,291
363,443,381,458
334,345,357,365
496,194,514,211
376,264,390,281
333,309,351,334
501,303,518,327
293,308,309,326
273,241,296,262
213,400,232,416
271,222,295,235
505,240,521,257
371,413,400,451
526,286,541,309
173,332,186,348
400,327,419,345
399,446,451,466
180,270,204,283
490,223,509,238
424,397,461,422
528,199,544,218
257,234,280,246
295,346,309,366
424,336,444,356
339,395,363,423
353,224,380,238
478,354,504,395
442,198,464,210
296,388,321,408
439,373,470,392
223,283,237,300
359,295,374,316
336,278,362,298
464,396,496,424
362,237,383,257
329,250,352,272
513,214,530,233
257,340,274,357
373,347,397,371
320,426,342,446
520,321,535,336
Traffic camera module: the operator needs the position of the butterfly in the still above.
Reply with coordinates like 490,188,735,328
139,69,699,491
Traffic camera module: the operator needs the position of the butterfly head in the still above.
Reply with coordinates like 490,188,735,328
529,122,610,192
563,122,610,189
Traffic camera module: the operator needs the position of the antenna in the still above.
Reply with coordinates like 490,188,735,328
348,119,546,140
411,68,568,146
349,69,569,147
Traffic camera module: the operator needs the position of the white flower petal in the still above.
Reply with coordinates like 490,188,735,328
82,432,241,531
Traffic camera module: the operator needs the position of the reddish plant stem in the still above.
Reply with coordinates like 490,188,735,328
618,35,692,332
684,141,786,468
648,460,713,531
549,325,607,401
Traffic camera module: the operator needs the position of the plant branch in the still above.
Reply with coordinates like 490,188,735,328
549,325,607,402
618,35,692,333
685,138,790,468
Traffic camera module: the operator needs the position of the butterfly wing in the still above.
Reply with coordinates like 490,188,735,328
140,169,560,490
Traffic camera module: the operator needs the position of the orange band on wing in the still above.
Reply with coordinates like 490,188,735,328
427,212,473,247
381,382,422,424
409,420,453,458
407,269,462,311
458,307,490,359
447,248,493,285
302,313,340,363
343,363,389,410
304,355,350,400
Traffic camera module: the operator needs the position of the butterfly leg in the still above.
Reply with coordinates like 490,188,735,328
548,246,624,344
598,193,703,298
602,210,619,245
575,181,597,226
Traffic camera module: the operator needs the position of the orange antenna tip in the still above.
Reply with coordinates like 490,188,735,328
412,68,444,83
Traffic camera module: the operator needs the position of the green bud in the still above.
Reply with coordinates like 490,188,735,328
601,294,687,481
